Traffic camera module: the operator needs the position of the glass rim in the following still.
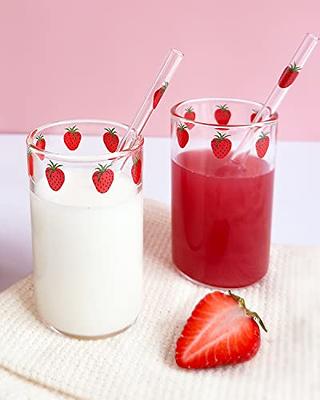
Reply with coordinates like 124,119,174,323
26,118,143,163
170,97,278,128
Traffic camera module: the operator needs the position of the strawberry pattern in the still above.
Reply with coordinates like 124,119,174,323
211,131,232,159
28,125,144,193
92,164,114,193
256,132,270,158
46,161,65,191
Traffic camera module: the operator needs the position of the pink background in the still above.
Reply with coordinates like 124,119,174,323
0,0,318,140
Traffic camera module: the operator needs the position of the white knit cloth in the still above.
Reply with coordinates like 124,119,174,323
0,200,319,400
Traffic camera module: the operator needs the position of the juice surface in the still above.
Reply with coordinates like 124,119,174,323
172,149,274,287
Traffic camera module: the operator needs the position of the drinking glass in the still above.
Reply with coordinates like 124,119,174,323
171,98,277,288
26,119,143,338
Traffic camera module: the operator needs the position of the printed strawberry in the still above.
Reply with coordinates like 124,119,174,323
103,128,119,153
153,81,168,109
35,134,46,160
184,106,196,129
278,62,301,88
30,129,38,139
27,148,34,178
176,123,189,148
211,131,232,159
250,109,258,123
92,164,114,193
64,125,82,150
175,290,267,369
214,104,231,125
256,132,270,158
131,158,142,185
250,109,263,123
45,161,65,191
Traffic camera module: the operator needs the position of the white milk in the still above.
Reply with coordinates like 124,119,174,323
30,169,143,338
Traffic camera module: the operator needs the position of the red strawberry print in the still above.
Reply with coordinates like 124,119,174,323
27,148,34,178
250,109,263,123
103,128,119,153
250,109,258,123
45,161,65,191
176,123,189,148
184,106,196,129
278,62,301,88
256,132,270,158
211,131,232,159
214,104,231,125
175,290,267,369
92,164,114,193
35,134,46,160
64,125,82,151
131,158,142,185
30,129,38,139
153,81,168,109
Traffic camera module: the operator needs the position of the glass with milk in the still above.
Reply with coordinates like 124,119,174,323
26,119,143,339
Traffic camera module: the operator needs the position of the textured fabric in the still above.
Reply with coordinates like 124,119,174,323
0,199,319,400
0,368,71,400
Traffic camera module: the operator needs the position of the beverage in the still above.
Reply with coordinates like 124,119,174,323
172,149,274,288
31,169,143,338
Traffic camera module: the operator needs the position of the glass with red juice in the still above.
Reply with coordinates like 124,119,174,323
171,98,277,288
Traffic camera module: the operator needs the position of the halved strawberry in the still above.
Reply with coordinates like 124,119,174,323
175,291,267,369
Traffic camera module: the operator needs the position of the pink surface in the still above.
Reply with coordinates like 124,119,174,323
0,0,319,140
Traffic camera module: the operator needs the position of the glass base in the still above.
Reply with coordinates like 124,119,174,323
43,319,137,340
174,263,268,289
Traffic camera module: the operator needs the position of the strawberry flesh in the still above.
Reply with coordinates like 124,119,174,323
175,291,263,369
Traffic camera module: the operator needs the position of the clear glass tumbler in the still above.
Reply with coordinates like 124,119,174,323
26,119,143,338
171,98,278,288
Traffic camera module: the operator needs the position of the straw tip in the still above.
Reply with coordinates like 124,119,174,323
170,48,184,57
306,32,320,41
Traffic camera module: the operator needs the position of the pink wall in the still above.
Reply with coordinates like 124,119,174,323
0,0,319,140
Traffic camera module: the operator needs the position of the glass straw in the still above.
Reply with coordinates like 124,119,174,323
118,48,184,152
232,32,319,163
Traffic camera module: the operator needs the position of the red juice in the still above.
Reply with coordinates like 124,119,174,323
172,149,274,288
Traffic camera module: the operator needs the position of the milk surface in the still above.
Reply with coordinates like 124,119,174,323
30,169,143,337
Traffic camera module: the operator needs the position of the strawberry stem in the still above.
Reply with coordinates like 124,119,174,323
95,163,111,172
163,81,169,90
217,104,229,110
47,160,62,171
228,290,267,333
36,134,44,141
289,62,301,72
66,125,79,133
104,127,117,135
214,130,231,140
185,106,194,113
133,157,140,164
259,131,270,139
178,122,188,131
